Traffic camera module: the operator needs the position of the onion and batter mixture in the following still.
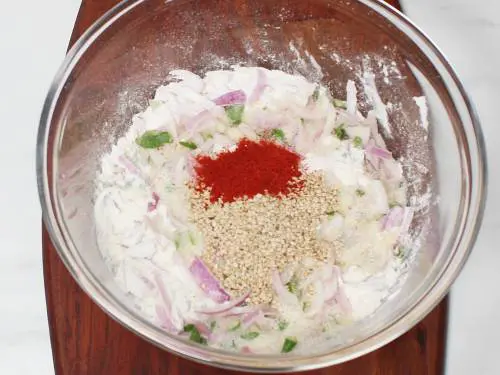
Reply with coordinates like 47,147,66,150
94,67,414,354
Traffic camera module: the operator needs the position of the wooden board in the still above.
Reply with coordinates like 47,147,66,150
43,0,448,374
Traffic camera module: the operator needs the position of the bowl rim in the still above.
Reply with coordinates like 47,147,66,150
37,0,487,372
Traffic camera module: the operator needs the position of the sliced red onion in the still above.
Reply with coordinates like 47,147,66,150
365,110,387,149
334,286,352,316
155,304,177,333
189,257,231,303
271,269,298,306
365,149,381,170
185,109,211,132
154,273,172,309
382,206,413,237
147,192,160,212
399,207,414,236
219,305,258,317
304,280,325,317
381,158,403,182
241,346,254,354
208,331,226,344
213,90,247,106
365,142,392,160
154,274,182,333
323,267,340,302
240,306,277,328
119,154,142,176
196,290,250,315
248,68,267,103
381,206,404,230
194,322,211,336
322,266,351,315
241,309,261,328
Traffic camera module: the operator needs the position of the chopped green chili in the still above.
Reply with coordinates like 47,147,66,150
183,324,195,333
355,189,366,197
312,86,320,102
334,125,349,140
395,246,406,259
286,279,298,294
225,104,245,125
179,140,197,150
241,332,260,340
332,98,347,109
136,130,173,149
229,321,241,332
201,132,213,140
183,324,207,345
278,320,289,331
282,337,298,353
353,136,363,148
271,128,285,141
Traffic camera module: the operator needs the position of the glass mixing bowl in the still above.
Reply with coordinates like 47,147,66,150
37,0,486,372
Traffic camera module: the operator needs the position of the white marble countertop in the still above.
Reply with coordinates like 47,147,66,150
0,0,498,374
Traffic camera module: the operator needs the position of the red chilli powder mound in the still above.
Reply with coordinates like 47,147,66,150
194,139,303,203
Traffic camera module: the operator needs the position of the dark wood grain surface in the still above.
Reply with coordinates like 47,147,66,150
43,0,448,374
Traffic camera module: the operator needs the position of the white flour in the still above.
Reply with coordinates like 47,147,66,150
94,67,423,354
413,96,429,131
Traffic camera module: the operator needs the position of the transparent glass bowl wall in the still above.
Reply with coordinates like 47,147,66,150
37,0,486,372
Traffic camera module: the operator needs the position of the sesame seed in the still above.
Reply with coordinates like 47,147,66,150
188,173,342,305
